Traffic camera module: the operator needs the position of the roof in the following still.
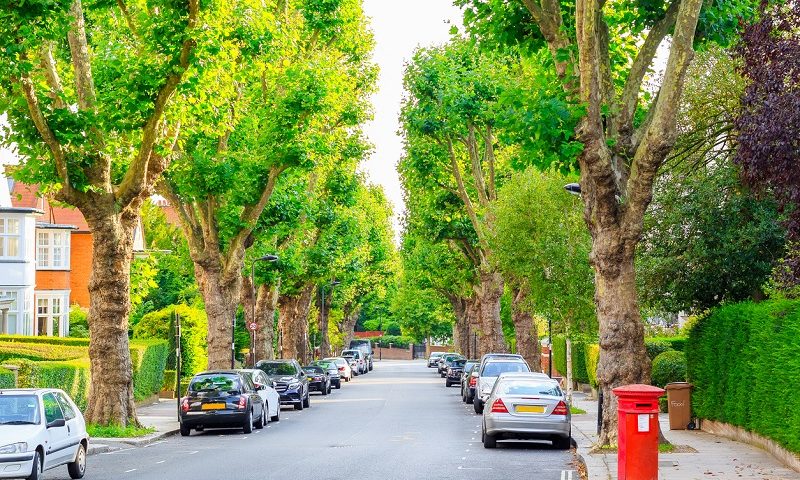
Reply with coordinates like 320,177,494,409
36,223,78,230
354,331,383,338
10,182,90,232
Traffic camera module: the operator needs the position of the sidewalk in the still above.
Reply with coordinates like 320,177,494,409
89,399,180,454
572,393,800,480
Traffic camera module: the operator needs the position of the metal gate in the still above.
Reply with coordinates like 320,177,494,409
412,344,427,359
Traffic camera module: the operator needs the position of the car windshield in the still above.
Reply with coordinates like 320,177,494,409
342,351,359,358
0,395,40,425
464,362,477,371
258,362,298,376
498,381,562,397
452,360,466,367
314,362,336,370
189,374,240,392
481,362,530,377
324,358,346,366
305,367,324,374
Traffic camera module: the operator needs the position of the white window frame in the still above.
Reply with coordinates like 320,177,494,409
0,290,20,335
35,292,69,337
0,217,21,259
36,230,70,270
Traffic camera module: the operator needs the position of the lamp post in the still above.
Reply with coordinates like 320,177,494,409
246,254,279,368
548,317,553,378
319,280,341,360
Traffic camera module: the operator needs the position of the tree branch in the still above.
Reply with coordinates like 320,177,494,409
67,0,97,111
448,138,486,251
466,123,490,208
39,44,67,109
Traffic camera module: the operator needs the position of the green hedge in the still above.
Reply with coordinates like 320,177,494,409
0,335,90,346
15,358,91,409
572,341,590,384
651,350,687,388
369,335,414,349
162,370,177,392
687,300,800,453
130,340,169,401
645,339,674,360
552,335,567,376
0,341,88,362
0,367,14,388
585,344,600,388
133,304,207,376
648,336,686,352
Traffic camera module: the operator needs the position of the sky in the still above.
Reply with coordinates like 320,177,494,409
360,1,463,239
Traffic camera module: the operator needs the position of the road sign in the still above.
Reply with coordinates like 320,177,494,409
248,322,258,332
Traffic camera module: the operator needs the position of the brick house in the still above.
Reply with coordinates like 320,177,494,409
0,169,144,336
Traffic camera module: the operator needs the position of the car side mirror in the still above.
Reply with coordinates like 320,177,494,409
47,419,66,429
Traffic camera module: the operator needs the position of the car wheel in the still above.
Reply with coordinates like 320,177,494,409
67,443,87,479
294,400,304,411
255,406,265,429
445,380,451,387
321,384,328,396
27,451,42,480
473,395,483,414
243,409,254,434
335,381,341,389
271,406,280,422
483,431,497,449
553,435,571,450
303,392,310,408
180,424,191,436
440,372,446,378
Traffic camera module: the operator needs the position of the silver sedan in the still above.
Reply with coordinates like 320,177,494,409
482,373,572,449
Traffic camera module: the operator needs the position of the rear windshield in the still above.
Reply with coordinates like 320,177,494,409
258,362,298,376
0,395,40,425
189,374,241,392
497,381,562,397
452,359,467,367
464,362,477,371
313,362,335,369
324,358,346,366
342,351,359,357
304,366,324,374
481,362,530,377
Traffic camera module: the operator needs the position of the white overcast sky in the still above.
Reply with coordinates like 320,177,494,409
360,1,463,238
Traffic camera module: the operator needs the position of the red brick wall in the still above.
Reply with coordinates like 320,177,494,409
69,233,93,308
36,270,70,291
426,345,454,357
374,346,413,360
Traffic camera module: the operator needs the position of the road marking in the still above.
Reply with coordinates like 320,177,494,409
103,447,135,455
125,469,137,473
458,466,492,470
561,471,575,480
188,450,199,455
156,461,165,464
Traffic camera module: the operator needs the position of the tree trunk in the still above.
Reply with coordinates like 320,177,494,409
594,245,651,445
318,287,332,358
194,258,240,369
341,306,361,350
242,276,279,361
511,286,541,372
466,297,482,359
278,285,314,362
475,270,506,356
84,214,138,426
447,295,470,356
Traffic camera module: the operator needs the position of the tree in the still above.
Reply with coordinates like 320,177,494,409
0,0,224,425
735,1,800,288
458,0,755,443
161,0,376,368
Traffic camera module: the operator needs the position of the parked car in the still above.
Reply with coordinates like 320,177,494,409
237,369,281,422
427,352,444,368
0,388,88,480
179,370,266,436
348,339,374,371
473,359,532,414
462,363,480,404
304,366,332,395
256,359,310,410
311,360,342,389
342,349,367,375
323,357,353,382
445,358,467,387
438,353,463,376
482,372,571,449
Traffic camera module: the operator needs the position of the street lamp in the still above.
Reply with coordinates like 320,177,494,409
243,254,279,368
548,317,553,378
319,280,341,360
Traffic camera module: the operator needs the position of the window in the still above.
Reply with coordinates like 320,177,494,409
36,230,70,269
35,295,67,337
42,393,64,424
54,392,76,421
0,218,20,258
0,291,19,335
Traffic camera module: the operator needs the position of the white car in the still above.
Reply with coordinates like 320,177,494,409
0,388,88,479
323,357,353,382
238,369,281,422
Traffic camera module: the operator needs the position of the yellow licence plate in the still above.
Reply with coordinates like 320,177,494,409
515,405,546,414
201,403,226,410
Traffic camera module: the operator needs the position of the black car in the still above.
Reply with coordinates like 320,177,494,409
311,360,342,389
256,359,310,410
462,363,479,404
304,366,331,395
439,354,465,378
445,358,467,387
179,370,266,436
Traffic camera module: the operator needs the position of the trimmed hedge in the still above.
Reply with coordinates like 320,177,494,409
571,341,590,384
14,358,91,409
651,350,687,388
162,370,177,392
648,336,686,352
130,340,169,401
0,335,90,346
0,367,15,388
133,304,207,376
0,341,88,362
552,335,567,376
645,339,674,360
688,300,800,453
370,335,414,349
585,344,600,388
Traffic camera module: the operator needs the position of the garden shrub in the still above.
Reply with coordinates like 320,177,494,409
0,342,87,362
0,335,89,346
370,335,414,349
130,340,169,401
385,322,402,336
651,350,687,388
648,336,686,352
585,343,600,388
14,358,91,409
133,304,207,376
551,335,567,376
0,367,14,388
162,370,177,392
68,306,89,338
645,339,674,360
688,299,800,453
571,340,591,384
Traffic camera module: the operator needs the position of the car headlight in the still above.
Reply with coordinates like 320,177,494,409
0,442,27,454
287,382,301,390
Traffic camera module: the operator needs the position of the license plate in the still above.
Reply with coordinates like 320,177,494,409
515,405,546,413
201,403,226,410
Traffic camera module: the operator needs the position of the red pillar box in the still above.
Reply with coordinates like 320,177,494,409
612,384,665,480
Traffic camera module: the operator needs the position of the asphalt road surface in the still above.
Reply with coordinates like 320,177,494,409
47,360,577,480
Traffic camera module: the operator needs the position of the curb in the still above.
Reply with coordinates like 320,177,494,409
91,428,179,448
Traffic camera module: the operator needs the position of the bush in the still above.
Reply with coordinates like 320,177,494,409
651,350,687,388
370,335,414,349
688,300,800,453
0,335,89,346
649,336,686,352
133,304,207,376
645,339,674,360
585,344,600,388
0,341,88,362
552,335,567,376
572,341,591,384
385,322,402,336
15,358,91,409
68,306,89,338
162,370,177,392
0,367,14,388
130,340,169,401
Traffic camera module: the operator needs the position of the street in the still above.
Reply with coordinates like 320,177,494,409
48,361,577,480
